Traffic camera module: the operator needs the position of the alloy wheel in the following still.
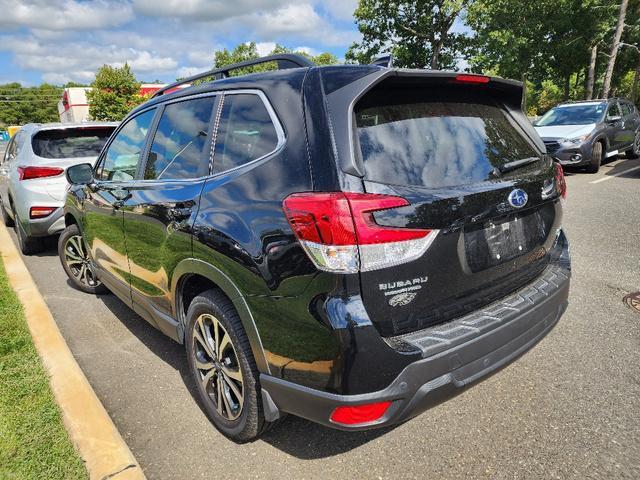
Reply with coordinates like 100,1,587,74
192,313,244,421
64,235,99,288
634,133,640,155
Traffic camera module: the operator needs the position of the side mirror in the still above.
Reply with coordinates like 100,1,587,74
607,115,622,124
66,163,94,185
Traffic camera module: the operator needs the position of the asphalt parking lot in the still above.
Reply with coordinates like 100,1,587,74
9,157,640,479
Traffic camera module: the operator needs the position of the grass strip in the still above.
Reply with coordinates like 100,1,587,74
0,260,87,479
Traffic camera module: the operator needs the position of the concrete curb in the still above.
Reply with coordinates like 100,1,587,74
0,224,146,480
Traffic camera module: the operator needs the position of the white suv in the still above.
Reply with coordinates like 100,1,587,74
0,122,117,253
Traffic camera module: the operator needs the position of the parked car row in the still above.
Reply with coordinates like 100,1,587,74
7,56,637,442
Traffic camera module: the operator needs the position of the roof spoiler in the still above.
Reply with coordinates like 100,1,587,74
322,68,535,177
152,53,316,98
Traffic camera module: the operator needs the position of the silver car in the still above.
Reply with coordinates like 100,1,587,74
0,122,117,254
533,98,640,173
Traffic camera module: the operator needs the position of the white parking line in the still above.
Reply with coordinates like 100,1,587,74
590,165,640,184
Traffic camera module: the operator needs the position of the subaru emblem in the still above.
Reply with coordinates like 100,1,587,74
507,189,528,209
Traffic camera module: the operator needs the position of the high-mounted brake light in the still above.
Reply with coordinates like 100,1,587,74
18,166,64,181
455,74,490,84
330,401,392,426
554,163,567,199
283,192,438,273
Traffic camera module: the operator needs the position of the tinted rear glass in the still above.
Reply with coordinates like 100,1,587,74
355,89,539,188
32,127,115,159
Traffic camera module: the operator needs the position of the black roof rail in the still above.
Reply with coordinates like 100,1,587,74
371,54,394,68
152,53,315,98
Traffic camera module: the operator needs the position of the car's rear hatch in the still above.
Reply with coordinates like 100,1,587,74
30,126,115,200
342,72,563,337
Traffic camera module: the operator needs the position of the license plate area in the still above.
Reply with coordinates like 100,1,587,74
464,207,552,272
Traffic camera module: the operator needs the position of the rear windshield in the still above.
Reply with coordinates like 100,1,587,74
32,127,115,159
355,88,539,188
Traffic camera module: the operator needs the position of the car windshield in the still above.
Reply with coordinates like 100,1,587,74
32,127,115,159
536,103,606,126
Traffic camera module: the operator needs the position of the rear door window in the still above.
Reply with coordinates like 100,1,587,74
32,127,115,159
212,93,279,175
355,89,540,188
144,96,216,180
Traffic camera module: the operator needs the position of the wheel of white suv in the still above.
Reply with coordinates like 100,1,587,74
185,289,273,441
626,132,640,159
587,141,603,173
58,224,107,294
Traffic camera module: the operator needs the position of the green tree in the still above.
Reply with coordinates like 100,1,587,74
346,0,470,69
0,83,61,126
87,64,144,121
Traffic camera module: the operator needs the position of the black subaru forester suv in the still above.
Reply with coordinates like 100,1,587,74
60,55,570,441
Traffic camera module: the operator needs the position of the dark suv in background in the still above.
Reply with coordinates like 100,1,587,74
534,98,640,173
60,55,571,441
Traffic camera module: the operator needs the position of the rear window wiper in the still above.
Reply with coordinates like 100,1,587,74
494,156,541,176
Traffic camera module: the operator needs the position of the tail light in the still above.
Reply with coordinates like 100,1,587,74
330,401,392,426
554,163,567,199
283,192,438,273
18,166,64,180
30,206,56,219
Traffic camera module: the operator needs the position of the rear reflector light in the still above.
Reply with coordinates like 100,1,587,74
29,206,56,219
554,162,567,199
455,74,490,84
330,401,392,426
283,192,438,273
18,166,64,180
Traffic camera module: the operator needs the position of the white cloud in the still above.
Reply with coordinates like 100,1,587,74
255,4,324,35
42,71,95,85
127,51,177,71
319,0,358,21
293,45,319,56
176,66,204,78
0,34,179,84
0,0,133,30
243,3,357,46
133,0,287,21
0,1,357,85
255,42,277,57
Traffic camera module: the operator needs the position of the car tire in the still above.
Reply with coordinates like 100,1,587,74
14,212,42,255
586,141,603,173
185,289,274,442
1,200,14,227
58,224,107,294
625,132,640,159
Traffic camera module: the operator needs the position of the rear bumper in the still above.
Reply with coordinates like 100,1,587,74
24,206,65,237
261,254,570,430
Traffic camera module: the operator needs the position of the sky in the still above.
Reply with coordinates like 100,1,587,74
0,0,362,86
